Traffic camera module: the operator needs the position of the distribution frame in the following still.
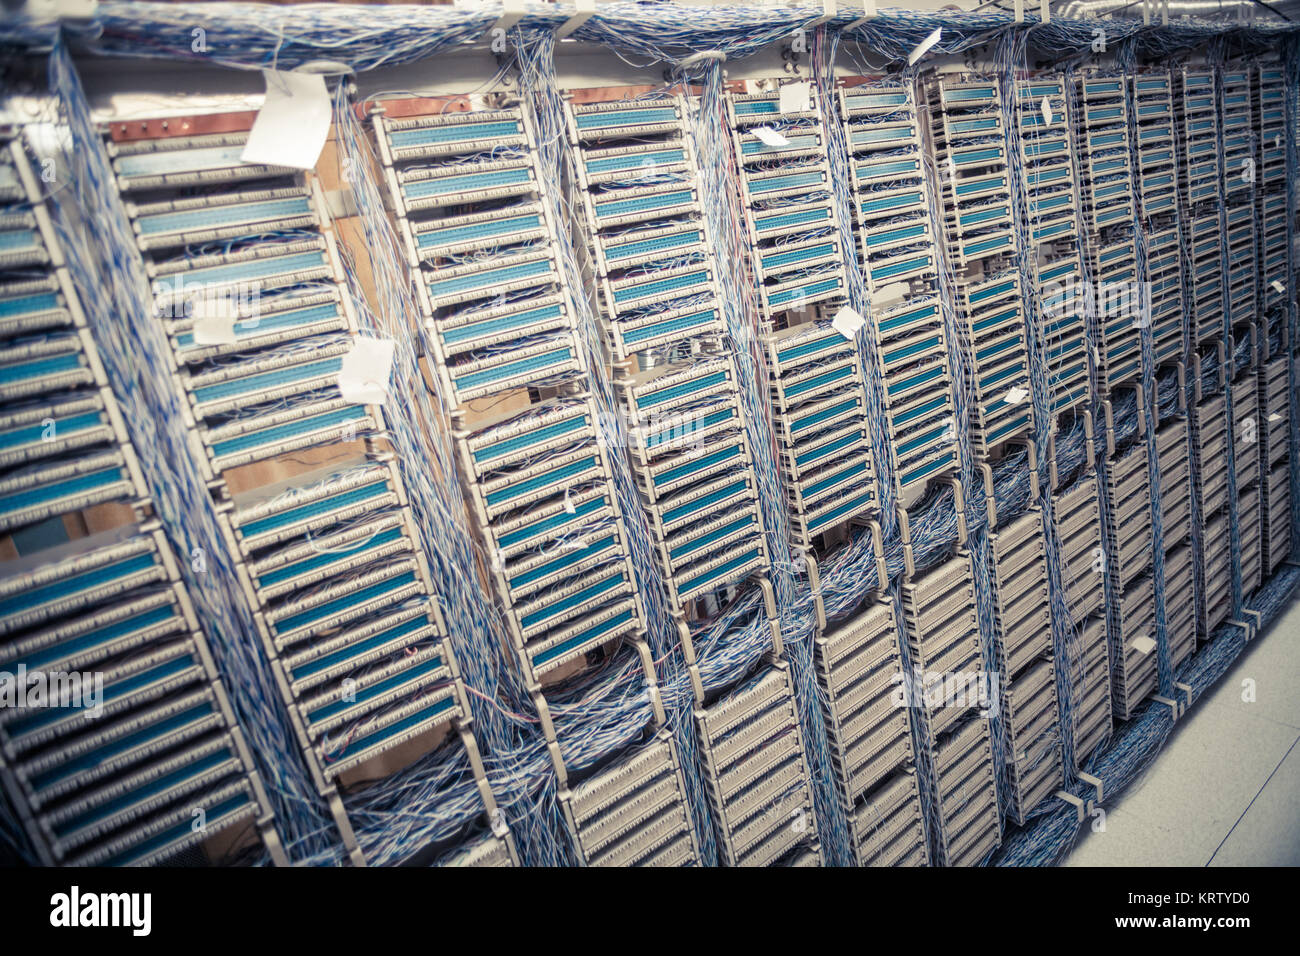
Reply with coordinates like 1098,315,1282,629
0,1,1298,868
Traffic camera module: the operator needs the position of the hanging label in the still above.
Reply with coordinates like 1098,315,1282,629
1041,96,1053,127
908,27,942,66
1268,412,1283,422
191,297,239,346
753,126,791,147
779,81,812,114
490,808,510,837
1131,635,1157,657
1271,280,1286,294
242,70,332,170
1004,386,1028,405
338,336,396,405
832,305,866,339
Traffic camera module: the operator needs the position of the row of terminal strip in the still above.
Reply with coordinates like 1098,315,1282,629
1,49,1290,866
0,132,285,866
108,112,511,865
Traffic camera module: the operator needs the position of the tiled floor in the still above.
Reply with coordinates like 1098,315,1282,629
1065,592,1300,866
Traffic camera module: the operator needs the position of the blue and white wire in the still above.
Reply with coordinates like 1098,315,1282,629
814,27,901,539
999,28,1080,782
996,563,1300,865
46,36,336,861
676,53,855,865
331,88,571,866
1205,52,1246,620
1117,37,1173,699
514,28,722,865
1286,43,1300,550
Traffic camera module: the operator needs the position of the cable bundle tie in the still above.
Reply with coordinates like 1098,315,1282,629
35,0,99,21
677,50,726,69
1051,777,1101,824
555,0,597,40
295,60,355,77
950,476,969,547
1076,770,1103,804
897,506,916,578
1014,0,1052,33
1150,693,1184,721
802,0,837,31
485,0,527,38
1052,788,1087,823
980,462,999,528
867,519,889,594
1227,615,1258,643
1241,608,1263,637
843,0,878,32
327,792,366,866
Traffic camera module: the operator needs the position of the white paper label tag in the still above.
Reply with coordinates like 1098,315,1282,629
909,27,942,66
563,492,576,514
191,298,239,345
242,70,332,171
1041,96,1053,126
779,81,812,114
1004,386,1028,405
1131,635,1157,657
832,305,867,339
753,126,790,147
1272,280,1286,294
339,337,396,405
490,808,510,837
1269,412,1283,422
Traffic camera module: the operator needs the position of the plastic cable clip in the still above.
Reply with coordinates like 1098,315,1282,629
1152,694,1184,721
1241,609,1262,641
1077,770,1103,805
19,0,98,18
803,0,836,30
908,27,942,67
1054,789,1086,822
1019,0,1051,31
555,0,596,40
677,50,727,70
845,0,877,31
324,188,359,221
485,0,527,38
